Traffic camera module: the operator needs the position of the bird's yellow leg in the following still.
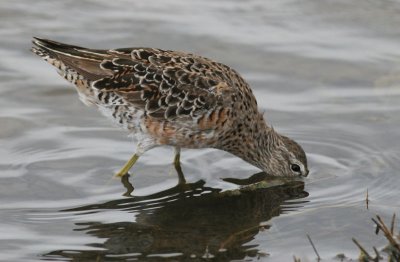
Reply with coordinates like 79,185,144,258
114,153,140,178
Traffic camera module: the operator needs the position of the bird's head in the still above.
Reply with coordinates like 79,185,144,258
257,129,309,177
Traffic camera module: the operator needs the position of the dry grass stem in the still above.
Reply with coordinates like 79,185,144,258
390,213,396,235
307,234,321,261
372,215,400,251
352,238,373,260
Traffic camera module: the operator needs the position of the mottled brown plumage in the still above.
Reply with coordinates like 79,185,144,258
32,38,309,179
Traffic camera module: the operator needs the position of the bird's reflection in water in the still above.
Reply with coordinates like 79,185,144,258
44,173,308,261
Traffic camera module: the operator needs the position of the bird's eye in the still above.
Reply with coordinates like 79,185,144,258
291,164,301,173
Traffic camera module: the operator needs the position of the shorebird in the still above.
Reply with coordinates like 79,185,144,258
32,38,309,182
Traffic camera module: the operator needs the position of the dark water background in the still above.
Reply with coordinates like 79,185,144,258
0,0,399,261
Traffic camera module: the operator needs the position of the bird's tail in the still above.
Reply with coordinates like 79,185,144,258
31,37,110,81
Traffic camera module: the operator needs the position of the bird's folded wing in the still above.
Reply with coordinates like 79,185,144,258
92,48,236,121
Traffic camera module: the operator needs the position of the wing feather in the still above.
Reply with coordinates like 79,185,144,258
92,49,235,120
32,38,237,123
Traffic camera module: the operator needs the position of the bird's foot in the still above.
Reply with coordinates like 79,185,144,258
120,173,134,197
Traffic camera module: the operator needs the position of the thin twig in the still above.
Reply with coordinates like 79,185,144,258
390,213,396,235
375,224,380,235
366,188,369,210
306,234,321,261
372,246,381,261
352,238,373,260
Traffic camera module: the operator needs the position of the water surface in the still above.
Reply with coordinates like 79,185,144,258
0,0,399,261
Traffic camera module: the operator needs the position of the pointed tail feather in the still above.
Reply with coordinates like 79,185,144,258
31,37,111,81
32,37,109,60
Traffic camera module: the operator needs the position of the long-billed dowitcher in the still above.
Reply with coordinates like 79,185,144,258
32,38,308,181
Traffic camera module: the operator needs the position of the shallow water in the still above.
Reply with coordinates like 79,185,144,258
1,0,400,261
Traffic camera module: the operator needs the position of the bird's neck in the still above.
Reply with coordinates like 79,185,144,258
221,112,282,171
249,121,282,170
